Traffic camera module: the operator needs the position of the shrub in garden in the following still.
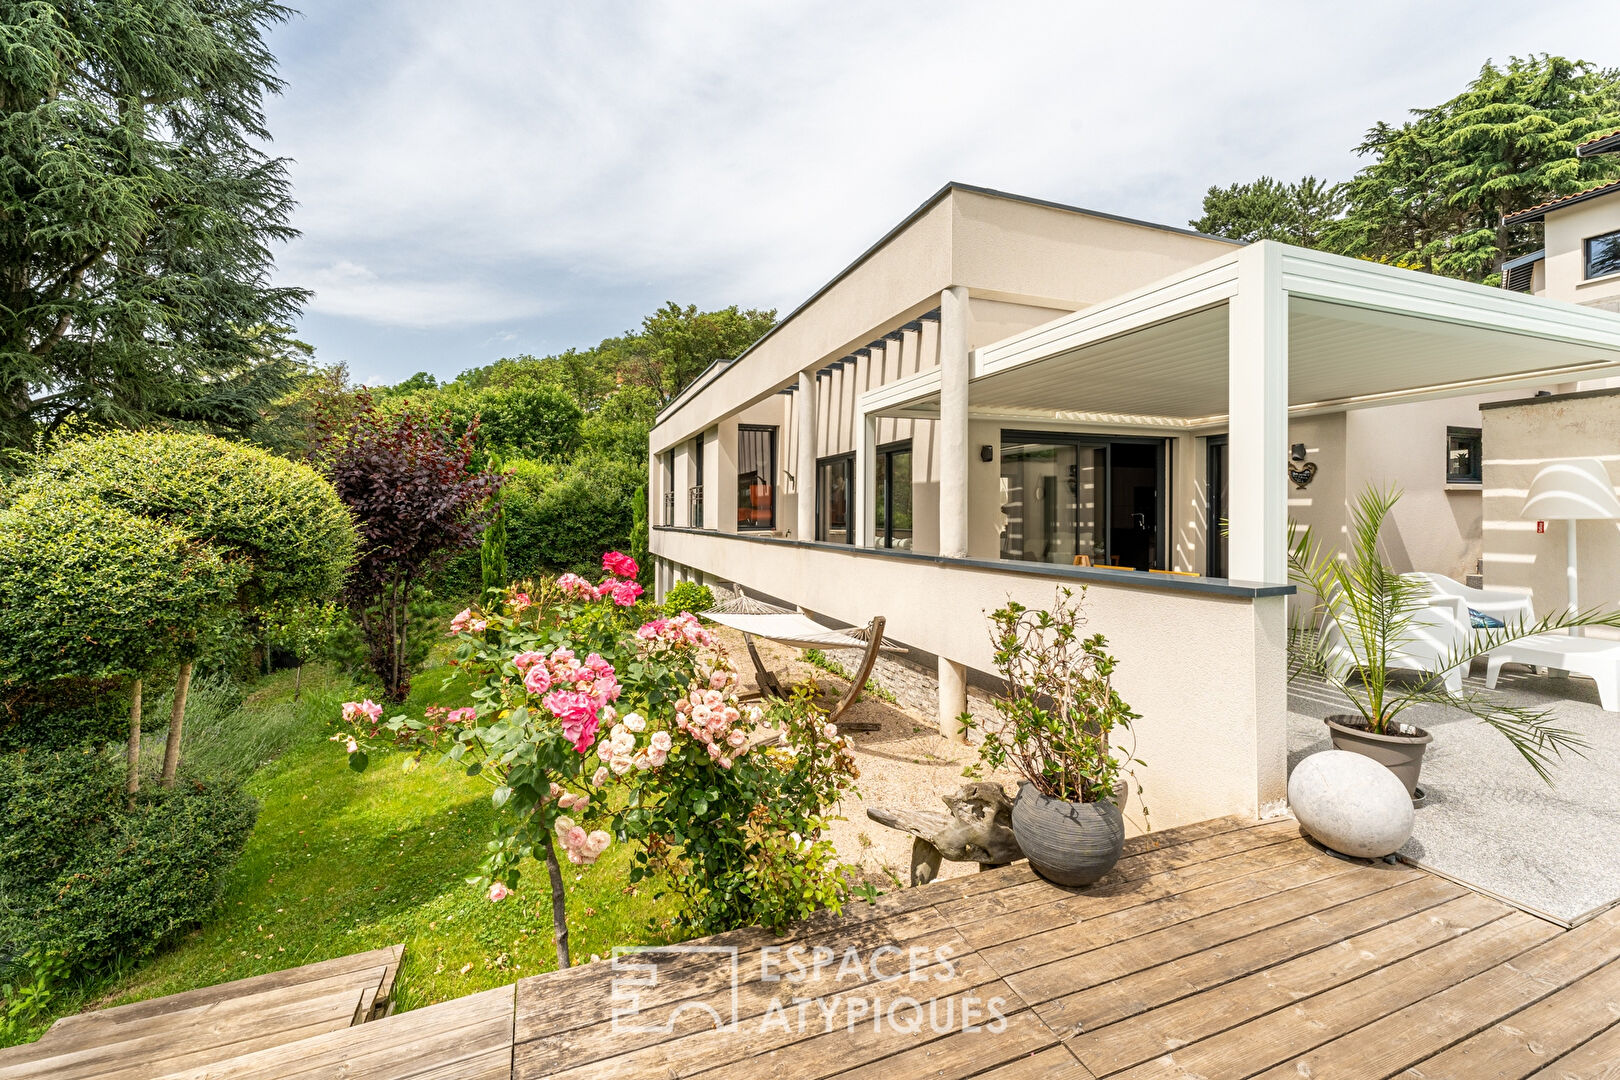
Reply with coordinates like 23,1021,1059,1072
661,580,714,617
0,747,257,978
319,393,504,700
11,432,358,781
0,492,245,769
337,551,859,965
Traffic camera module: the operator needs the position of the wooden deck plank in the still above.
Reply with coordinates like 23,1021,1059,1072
952,839,1323,951
40,945,402,1039
522,951,1013,1080
2,984,370,1080
980,852,1377,977
514,904,949,1045
1393,958,1620,1079
1254,910,1620,1079
1106,912,1561,1080
149,985,515,1080
1062,888,1505,1075
1522,1019,1620,1079
946,821,1306,926
820,1008,1064,1080
518,923,971,1070
1004,861,1419,1007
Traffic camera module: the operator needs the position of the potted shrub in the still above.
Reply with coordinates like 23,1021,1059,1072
973,587,1144,887
1289,485,1612,794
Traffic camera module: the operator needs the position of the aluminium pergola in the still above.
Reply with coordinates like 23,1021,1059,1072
853,241,1620,585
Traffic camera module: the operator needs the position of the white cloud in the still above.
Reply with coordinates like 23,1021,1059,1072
264,0,1617,365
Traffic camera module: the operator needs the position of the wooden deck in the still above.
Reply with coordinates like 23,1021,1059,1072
8,816,1620,1078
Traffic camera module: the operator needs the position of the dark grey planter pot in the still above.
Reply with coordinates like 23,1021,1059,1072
1324,715,1431,798
1010,781,1125,887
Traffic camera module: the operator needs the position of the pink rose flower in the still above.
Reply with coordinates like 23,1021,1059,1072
513,650,546,671
602,551,639,579
523,664,553,695
603,578,643,607
488,882,509,902
447,706,477,725
543,689,602,753
556,573,600,601
449,608,474,635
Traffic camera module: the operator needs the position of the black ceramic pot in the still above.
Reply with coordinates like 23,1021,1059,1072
1010,781,1125,887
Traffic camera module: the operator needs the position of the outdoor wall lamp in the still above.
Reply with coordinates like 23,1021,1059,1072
980,445,994,462
1290,443,1308,462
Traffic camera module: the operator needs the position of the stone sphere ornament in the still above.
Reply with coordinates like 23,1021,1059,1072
1288,750,1415,859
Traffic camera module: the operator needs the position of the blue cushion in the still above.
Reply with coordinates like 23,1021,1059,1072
1469,608,1505,629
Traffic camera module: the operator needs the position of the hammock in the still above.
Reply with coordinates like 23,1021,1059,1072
701,594,904,727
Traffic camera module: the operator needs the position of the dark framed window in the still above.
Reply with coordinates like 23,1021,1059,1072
737,425,776,530
999,431,1167,571
1446,427,1482,484
1586,229,1620,280
1206,435,1228,578
874,441,913,549
689,436,704,528
815,453,853,544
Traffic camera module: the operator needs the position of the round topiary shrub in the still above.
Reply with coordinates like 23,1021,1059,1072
0,491,246,749
663,580,714,617
13,431,357,609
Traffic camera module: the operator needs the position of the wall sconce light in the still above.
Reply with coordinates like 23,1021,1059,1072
979,445,994,462
1290,443,1308,462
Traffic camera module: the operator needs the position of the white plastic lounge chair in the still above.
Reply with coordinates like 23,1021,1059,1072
1403,572,1534,647
1318,592,1470,693
1485,634,1620,712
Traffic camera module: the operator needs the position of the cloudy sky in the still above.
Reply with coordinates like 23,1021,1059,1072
263,1,1614,385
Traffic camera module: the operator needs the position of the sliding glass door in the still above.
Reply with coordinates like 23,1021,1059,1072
999,432,1166,570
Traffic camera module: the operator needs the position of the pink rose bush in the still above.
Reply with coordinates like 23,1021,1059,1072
334,550,860,958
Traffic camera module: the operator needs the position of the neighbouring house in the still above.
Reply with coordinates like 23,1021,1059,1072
1484,130,1620,632
648,181,1620,829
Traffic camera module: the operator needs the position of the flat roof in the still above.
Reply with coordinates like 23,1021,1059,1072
655,182,1242,421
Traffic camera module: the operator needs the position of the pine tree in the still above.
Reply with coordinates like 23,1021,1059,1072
0,1,309,452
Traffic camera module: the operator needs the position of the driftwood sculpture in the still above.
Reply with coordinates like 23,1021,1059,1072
867,782,1023,886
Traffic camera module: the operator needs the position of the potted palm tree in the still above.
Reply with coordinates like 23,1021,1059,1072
1289,485,1613,793
972,587,1145,887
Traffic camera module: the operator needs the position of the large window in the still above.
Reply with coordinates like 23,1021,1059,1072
1447,426,1482,484
999,432,1166,571
874,441,913,549
1587,229,1620,280
737,425,776,530
689,436,704,527
816,454,853,544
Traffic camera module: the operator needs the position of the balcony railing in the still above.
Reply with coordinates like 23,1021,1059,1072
662,491,675,526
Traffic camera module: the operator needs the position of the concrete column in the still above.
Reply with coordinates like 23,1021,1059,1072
856,410,877,547
938,656,968,743
1226,244,1288,584
796,372,817,540
938,286,970,559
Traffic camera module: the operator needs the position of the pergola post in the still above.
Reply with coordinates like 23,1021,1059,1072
937,285,971,740
1226,241,1290,817
856,408,876,547
938,285,970,559
1226,243,1288,584
796,371,816,541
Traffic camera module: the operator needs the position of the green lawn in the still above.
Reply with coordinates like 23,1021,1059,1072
17,650,676,1040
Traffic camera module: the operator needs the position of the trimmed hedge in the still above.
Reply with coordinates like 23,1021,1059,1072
12,430,357,609
0,747,257,975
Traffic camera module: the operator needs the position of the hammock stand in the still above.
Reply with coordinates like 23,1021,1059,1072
700,594,904,728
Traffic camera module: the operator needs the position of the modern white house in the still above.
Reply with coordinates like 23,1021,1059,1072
647,182,1620,830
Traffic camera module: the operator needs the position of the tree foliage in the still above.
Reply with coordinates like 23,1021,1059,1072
1191,175,1347,245
0,0,309,452
15,431,357,610
319,395,503,700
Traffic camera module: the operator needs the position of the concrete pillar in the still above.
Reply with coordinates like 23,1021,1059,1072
796,371,816,540
938,656,968,743
1226,243,1288,584
856,409,877,547
1227,242,1291,818
938,286,970,559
